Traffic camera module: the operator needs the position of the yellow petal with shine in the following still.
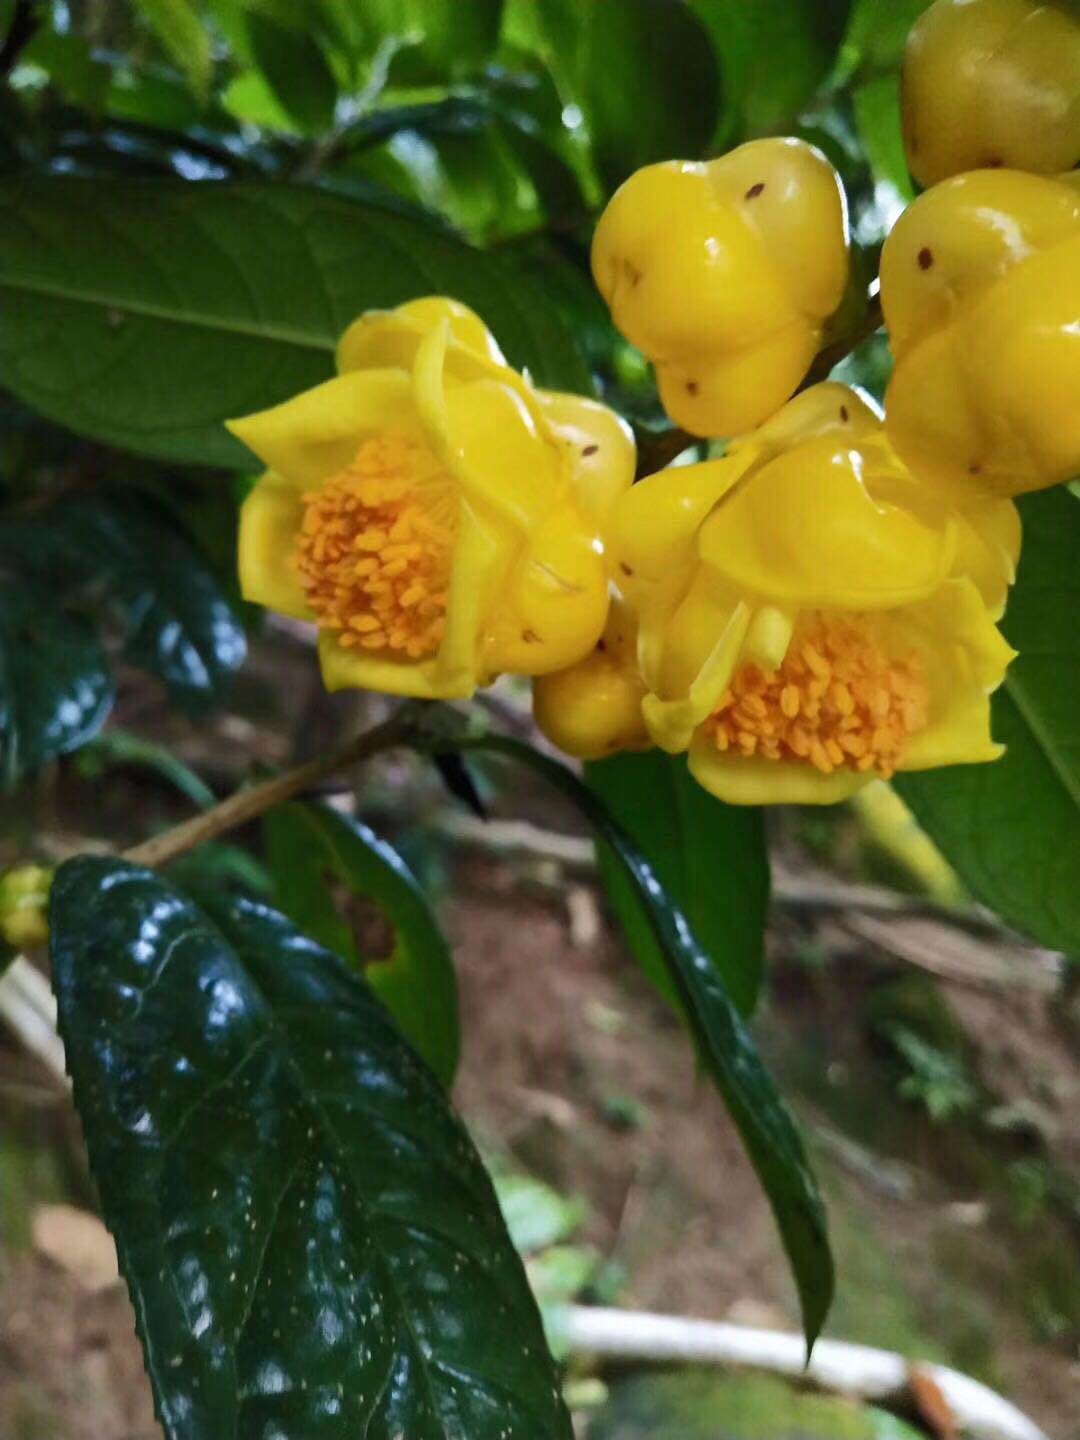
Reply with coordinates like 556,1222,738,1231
226,369,416,489
688,733,872,805
336,296,506,376
535,389,636,526
698,437,955,608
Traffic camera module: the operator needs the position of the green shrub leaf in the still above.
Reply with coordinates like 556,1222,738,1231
0,175,592,468
587,751,769,1017
0,493,246,711
693,0,851,142
246,11,338,133
0,584,113,790
516,0,720,189
451,734,832,1349
51,857,571,1440
264,802,460,1087
131,0,213,99
897,489,1080,956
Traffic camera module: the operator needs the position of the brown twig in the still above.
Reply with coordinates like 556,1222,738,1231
121,713,405,870
0,0,41,77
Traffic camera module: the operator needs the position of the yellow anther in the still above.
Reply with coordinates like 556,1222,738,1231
294,434,457,659
705,615,929,780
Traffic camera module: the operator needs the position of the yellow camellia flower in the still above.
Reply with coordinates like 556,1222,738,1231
902,0,1080,187
608,384,1015,805
591,137,849,436
882,169,1080,498
228,298,634,698
533,599,650,760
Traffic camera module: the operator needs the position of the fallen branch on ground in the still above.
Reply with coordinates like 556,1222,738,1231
553,1304,1048,1440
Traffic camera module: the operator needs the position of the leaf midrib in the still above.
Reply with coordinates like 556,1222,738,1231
0,275,332,353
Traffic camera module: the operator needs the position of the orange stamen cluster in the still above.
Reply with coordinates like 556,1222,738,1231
706,616,929,779
295,434,456,660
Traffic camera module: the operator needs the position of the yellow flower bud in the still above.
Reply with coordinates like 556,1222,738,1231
902,0,1080,187
0,865,52,950
881,170,1080,497
228,298,634,699
609,384,1015,805
591,138,849,436
533,600,650,761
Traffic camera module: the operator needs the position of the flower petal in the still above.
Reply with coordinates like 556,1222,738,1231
237,472,313,620
316,632,469,700
688,732,872,805
485,503,609,677
535,389,636,527
226,369,416,488
887,578,1015,771
698,436,956,608
336,297,506,376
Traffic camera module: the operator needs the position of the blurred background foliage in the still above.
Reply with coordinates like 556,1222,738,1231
0,0,916,422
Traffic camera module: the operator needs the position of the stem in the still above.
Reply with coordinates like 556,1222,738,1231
802,292,884,388
122,713,405,871
634,293,885,479
0,0,41,77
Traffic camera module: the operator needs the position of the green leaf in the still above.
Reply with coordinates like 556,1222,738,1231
693,0,851,141
51,857,572,1440
76,729,216,810
843,0,933,73
264,802,459,1087
520,0,720,189
20,27,111,112
852,73,914,201
407,0,505,75
0,175,592,467
0,493,246,711
451,734,832,1348
246,11,338,134
0,584,113,789
586,751,769,1017
897,489,1080,956
131,0,213,100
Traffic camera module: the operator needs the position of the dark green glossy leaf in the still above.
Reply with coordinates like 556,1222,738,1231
448,734,831,1348
0,584,113,789
0,493,246,711
518,0,720,189
264,802,459,1087
586,750,769,1017
693,0,851,142
0,175,592,468
246,11,337,134
897,490,1080,956
51,857,571,1440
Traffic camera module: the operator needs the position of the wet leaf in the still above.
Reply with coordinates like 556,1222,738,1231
51,857,571,1440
